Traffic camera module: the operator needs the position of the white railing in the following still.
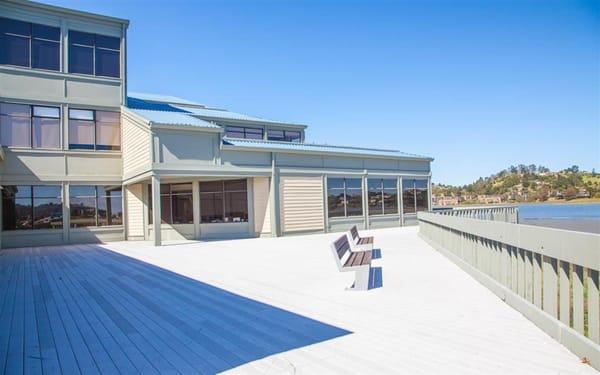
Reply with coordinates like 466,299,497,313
435,205,519,223
418,211,600,369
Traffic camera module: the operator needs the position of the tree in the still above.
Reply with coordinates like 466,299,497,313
536,186,549,202
538,166,550,173
509,165,518,174
564,187,578,200
528,164,537,174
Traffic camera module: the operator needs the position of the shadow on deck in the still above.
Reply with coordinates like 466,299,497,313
1,245,351,374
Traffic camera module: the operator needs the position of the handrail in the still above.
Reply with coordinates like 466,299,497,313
436,205,519,223
418,211,600,369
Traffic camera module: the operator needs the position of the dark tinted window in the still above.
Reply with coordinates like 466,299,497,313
148,183,192,224
383,179,398,214
225,126,263,139
403,179,416,214
345,179,363,217
95,48,119,77
69,31,120,77
415,180,429,212
98,186,122,226
2,185,62,230
0,18,59,71
368,179,383,216
268,129,301,142
327,178,362,218
200,180,248,223
71,186,122,227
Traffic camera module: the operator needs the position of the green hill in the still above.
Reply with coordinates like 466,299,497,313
434,165,600,203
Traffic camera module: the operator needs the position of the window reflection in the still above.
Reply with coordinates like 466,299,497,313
2,185,62,230
402,178,429,214
327,178,363,218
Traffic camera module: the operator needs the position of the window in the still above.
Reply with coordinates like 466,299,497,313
368,179,398,216
2,185,62,230
225,126,263,140
0,103,60,149
402,178,429,214
267,129,301,142
69,109,120,150
148,183,193,224
200,179,248,223
0,18,60,71
69,30,120,78
327,178,363,218
70,185,122,228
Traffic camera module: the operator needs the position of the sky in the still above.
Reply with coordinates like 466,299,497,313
46,0,600,185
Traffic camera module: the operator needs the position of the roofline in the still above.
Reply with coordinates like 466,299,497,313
122,107,224,133
195,115,308,129
5,0,130,25
221,142,434,162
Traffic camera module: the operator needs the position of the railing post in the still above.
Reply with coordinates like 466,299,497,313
533,253,543,308
559,261,571,326
588,269,600,343
543,256,558,318
573,265,585,335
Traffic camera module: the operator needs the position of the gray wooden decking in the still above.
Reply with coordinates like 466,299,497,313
1,227,598,374
0,245,349,375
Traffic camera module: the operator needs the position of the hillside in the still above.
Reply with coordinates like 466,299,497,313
433,165,600,205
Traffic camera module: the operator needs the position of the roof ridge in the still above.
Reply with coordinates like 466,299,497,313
224,137,402,153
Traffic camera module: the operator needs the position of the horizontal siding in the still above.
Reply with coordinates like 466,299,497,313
126,184,144,238
280,176,324,233
253,177,271,235
122,114,151,178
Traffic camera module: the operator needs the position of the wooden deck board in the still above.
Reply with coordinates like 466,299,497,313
1,227,598,374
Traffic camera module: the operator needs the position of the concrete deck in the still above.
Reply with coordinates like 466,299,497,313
0,227,596,374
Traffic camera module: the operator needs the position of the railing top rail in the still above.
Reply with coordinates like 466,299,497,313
418,211,600,270
448,204,519,211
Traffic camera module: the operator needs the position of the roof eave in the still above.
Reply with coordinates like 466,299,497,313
221,143,432,162
193,115,308,129
150,123,224,133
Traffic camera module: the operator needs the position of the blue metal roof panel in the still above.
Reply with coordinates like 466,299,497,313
171,105,306,126
222,138,431,159
128,108,222,129
128,92,204,107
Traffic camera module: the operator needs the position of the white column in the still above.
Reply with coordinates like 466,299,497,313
151,174,161,246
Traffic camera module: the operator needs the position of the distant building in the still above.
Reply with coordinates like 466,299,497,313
477,195,503,204
434,195,459,206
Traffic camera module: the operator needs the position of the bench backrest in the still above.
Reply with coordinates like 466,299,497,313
350,225,359,241
330,234,351,271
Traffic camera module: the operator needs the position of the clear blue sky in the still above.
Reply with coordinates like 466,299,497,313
47,0,600,185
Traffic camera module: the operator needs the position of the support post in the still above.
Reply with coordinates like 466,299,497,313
151,174,161,246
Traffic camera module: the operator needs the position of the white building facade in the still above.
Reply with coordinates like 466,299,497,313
0,0,433,248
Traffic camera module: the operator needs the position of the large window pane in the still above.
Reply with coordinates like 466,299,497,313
0,114,31,147
346,190,363,217
95,35,120,50
32,117,60,148
69,44,93,74
32,24,59,41
225,126,244,138
415,180,429,212
200,192,223,223
368,179,383,216
32,39,59,70
383,179,398,215
0,34,29,66
2,186,33,230
33,197,62,229
96,121,120,150
244,127,263,140
403,179,416,214
97,186,122,226
1,18,31,36
285,131,301,142
69,119,94,149
267,129,284,141
327,178,345,218
95,48,119,77
172,194,193,224
224,191,248,223
70,186,96,228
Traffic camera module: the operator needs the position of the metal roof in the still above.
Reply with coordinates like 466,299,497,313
127,108,221,129
171,105,306,127
222,138,432,160
126,93,305,127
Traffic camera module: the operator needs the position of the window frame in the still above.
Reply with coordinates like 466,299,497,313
68,108,120,151
0,102,61,149
68,30,120,78
148,183,194,225
0,17,61,72
69,185,123,228
2,185,63,231
368,178,399,216
267,129,302,142
199,179,249,224
327,177,363,219
225,126,264,140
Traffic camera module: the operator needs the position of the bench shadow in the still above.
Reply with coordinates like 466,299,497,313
65,245,353,374
369,266,383,290
371,248,382,259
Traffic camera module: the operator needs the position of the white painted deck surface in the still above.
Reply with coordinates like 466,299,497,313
1,227,597,374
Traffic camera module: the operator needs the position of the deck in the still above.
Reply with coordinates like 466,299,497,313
0,226,596,374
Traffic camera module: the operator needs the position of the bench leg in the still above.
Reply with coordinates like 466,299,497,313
346,266,370,291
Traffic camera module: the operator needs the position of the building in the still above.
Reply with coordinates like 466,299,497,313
433,195,459,206
0,0,433,248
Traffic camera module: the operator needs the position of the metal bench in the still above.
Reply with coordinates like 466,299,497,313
350,225,374,251
330,233,372,291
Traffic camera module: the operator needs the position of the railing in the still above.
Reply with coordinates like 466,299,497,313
436,205,519,223
418,211,600,369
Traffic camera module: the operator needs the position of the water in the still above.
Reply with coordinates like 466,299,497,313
518,203,600,234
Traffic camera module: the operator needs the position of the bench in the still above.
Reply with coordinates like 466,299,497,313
350,225,374,251
330,233,372,291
